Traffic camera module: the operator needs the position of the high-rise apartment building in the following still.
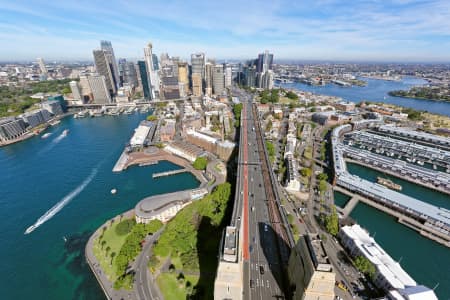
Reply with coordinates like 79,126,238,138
213,64,225,95
118,59,138,87
137,61,151,100
191,53,205,93
87,75,112,104
257,50,274,73
93,49,117,97
144,42,160,99
100,40,120,90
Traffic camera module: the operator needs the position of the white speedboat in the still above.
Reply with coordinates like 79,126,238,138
41,133,52,139
61,129,69,137
24,225,36,235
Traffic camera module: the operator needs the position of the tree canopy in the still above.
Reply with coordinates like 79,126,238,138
193,157,208,170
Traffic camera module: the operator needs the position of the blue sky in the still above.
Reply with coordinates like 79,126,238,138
0,0,449,62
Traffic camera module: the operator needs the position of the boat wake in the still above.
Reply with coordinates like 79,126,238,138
38,130,67,155
24,168,98,235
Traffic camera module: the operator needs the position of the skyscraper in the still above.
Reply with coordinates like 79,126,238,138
256,50,274,89
177,62,189,97
119,59,138,87
144,42,160,99
137,61,151,100
37,58,47,75
191,73,203,97
87,75,112,104
213,64,225,95
191,53,205,93
70,81,82,102
205,60,215,97
93,49,117,97
224,64,232,88
100,40,120,89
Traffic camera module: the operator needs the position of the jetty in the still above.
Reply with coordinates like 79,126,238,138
112,150,129,172
152,168,188,178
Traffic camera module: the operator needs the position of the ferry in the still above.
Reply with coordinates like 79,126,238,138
61,129,69,137
377,176,402,191
41,133,52,139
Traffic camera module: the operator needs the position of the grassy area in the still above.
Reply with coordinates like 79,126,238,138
153,183,232,299
157,273,199,300
93,218,134,282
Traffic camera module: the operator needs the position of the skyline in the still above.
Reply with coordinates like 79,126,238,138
1,0,450,62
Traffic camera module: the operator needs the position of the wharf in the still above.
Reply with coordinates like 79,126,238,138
112,150,129,172
334,185,450,248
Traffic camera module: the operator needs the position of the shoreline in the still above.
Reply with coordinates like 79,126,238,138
388,92,450,104
87,145,226,299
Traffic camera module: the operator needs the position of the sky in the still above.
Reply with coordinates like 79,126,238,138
0,0,449,62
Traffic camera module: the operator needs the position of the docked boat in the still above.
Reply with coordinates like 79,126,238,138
49,119,61,126
41,133,52,139
377,177,402,191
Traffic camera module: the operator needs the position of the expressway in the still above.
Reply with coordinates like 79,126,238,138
240,96,287,300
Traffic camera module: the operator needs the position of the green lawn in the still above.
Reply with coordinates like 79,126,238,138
157,273,199,300
92,218,134,281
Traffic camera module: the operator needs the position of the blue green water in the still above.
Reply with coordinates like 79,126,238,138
281,77,450,116
345,163,450,299
0,113,200,299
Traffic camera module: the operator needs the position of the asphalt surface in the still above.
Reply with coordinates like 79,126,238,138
239,95,286,300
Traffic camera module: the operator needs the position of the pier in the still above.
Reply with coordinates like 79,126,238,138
112,150,129,172
334,186,450,248
152,168,188,178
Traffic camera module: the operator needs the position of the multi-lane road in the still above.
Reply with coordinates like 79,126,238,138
239,95,286,300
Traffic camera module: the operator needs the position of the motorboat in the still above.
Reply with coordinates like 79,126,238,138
41,133,52,139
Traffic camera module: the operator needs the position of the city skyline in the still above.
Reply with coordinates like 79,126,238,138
1,0,450,62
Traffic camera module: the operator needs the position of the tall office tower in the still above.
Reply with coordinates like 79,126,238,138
100,40,120,89
244,65,256,87
177,62,189,97
37,58,48,74
70,81,82,102
224,64,232,88
191,53,205,92
288,235,336,300
191,73,203,97
118,58,127,87
160,53,170,67
87,75,112,104
161,65,180,100
205,60,214,97
260,70,274,89
93,49,117,97
213,64,225,95
137,61,151,100
78,75,93,102
144,42,160,99
256,50,274,73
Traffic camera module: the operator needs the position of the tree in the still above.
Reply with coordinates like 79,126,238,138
61,87,71,94
325,206,339,236
317,173,328,181
286,91,298,100
193,157,208,170
354,256,376,279
265,119,273,132
300,167,312,177
101,240,106,250
105,246,111,256
146,115,157,121
110,252,116,265
318,180,327,193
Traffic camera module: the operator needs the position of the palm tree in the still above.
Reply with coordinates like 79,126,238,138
110,252,116,265
101,240,106,250
105,246,111,256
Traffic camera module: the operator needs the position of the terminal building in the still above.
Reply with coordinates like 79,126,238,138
339,225,438,300
287,234,335,300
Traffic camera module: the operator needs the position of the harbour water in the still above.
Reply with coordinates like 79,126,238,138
0,113,200,299
281,77,450,116
340,163,450,299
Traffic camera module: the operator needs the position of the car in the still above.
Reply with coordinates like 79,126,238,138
264,224,268,232
259,265,265,274
250,279,255,288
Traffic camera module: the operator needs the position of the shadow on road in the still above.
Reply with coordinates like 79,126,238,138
258,222,291,300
